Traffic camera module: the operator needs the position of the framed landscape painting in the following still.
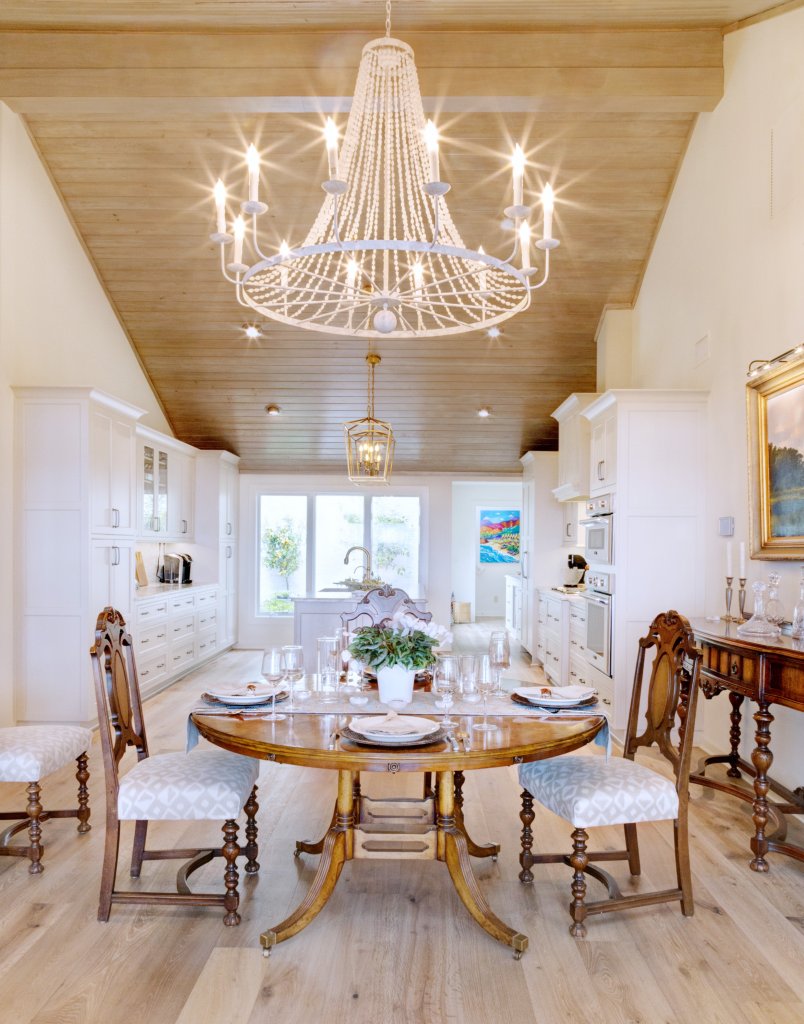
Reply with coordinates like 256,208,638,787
747,357,804,559
479,509,520,564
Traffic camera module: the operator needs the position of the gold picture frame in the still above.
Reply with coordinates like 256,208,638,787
747,356,804,559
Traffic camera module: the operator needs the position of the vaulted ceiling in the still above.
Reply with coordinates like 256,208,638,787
0,2,788,472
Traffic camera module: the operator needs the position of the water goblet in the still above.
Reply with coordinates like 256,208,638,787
260,647,286,722
317,636,340,704
458,654,477,694
473,653,498,733
488,632,511,697
434,654,458,727
281,644,304,711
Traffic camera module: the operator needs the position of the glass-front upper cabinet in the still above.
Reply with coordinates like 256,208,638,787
142,443,169,534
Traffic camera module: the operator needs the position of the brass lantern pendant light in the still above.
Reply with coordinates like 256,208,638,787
344,352,395,484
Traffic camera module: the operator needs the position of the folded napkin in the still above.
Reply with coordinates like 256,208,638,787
516,684,597,701
350,712,430,736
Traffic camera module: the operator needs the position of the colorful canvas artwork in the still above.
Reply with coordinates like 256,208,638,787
479,509,520,564
766,381,804,539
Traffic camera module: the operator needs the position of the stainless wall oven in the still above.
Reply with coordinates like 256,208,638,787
582,571,613,676
581,493,614,565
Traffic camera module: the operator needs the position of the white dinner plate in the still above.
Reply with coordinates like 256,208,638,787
513,685,597,708
204,683,286,706
349,714,440,740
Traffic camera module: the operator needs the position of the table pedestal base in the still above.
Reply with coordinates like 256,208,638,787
263,769,526,958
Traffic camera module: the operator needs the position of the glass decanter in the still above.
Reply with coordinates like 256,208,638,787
792,567,804,640
764,572,785,626
737,581,781,638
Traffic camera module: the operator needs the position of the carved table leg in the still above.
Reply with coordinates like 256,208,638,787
437,770,528,959
750,701,774,873
26,781,44,874
76,753,91,833
244,785,260,874
454,770,500,860
727,692,745,779
262,770,354,952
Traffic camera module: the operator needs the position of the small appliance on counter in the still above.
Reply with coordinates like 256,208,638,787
157,552,193,584
552,554,588,594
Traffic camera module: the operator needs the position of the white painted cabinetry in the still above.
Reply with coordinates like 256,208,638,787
504,575,522,641
581,390,707,731
137,428,196,541
14,388,146,723
194,451,240,650
551,393,598,502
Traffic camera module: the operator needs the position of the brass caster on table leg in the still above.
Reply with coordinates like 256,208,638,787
260,930,277,956
492,855,498,863
293,849,302,858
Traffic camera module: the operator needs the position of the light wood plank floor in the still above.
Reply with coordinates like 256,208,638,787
1,638,802,1024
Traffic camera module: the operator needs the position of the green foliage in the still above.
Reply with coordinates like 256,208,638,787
374,540,409,576
261,594,293,615
262,519,302,591
348,624,438,670
375,511,408,525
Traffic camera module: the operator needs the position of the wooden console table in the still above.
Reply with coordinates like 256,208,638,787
689,619,804,872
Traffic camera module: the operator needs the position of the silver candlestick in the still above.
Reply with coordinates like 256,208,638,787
737,577,747,623
723,576,735,621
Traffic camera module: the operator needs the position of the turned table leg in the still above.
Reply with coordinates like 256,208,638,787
750,701,774,873
727,691,745,779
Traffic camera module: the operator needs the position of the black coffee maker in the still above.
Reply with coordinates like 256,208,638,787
158,552,193,584
565,553,588,588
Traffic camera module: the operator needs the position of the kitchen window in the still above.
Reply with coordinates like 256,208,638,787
258,493,422,615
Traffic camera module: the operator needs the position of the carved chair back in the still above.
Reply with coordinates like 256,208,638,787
340,585,433,632
624,610,702,798
90,607,150,808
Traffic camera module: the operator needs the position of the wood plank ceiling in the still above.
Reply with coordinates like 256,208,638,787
0,3,786,472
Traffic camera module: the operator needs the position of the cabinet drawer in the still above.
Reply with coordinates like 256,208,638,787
569,655,594,690
568,634,586,657
136,621,168,653
196,629,218,660
196,590,217,608
138,651,169,688
196,607,217,632
136,600,168,625
169,642,196,670
169,614,195,639
168,594,195,615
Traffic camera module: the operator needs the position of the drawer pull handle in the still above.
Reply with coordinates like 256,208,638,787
141,638,149,644
141,669,150,677
173,654,181,662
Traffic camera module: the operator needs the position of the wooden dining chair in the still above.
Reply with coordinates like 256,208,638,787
90,607,260,925
340,585,433,632
0,726,91,873
517,610,702,937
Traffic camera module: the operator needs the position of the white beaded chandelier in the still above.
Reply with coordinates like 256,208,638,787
210,2,559,338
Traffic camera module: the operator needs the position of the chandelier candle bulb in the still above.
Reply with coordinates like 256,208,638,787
519,221,531,270
230,215,246,271
512,144,525,209
324,118,339,180
213,179,227,235
424,120,440,182
246,144,260,203
541,183,554,241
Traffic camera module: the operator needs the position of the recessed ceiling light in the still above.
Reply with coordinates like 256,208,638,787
265,404,281,416
243,324,262,339
477,407,491,418
487,326,501,340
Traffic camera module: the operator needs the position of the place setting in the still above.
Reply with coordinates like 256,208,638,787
338,712,447,749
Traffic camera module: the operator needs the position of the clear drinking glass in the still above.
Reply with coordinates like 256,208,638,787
317,636,340,703
472,655,498,733
434,654,458,727
281,644,304,711
458,654,476,694
792,567,804,640
488,632,510,696
260,648,287,721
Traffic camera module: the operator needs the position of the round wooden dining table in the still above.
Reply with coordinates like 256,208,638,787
192,710,604,957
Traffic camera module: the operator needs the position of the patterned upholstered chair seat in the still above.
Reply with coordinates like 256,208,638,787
118,749,259,821
0,726,92,782
0,725,92,874
518,755,679,829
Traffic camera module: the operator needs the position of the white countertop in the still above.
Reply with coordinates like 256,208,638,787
293,591,426,602
536,586,586,602
134,582,217,600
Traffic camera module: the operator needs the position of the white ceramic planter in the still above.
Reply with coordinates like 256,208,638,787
376,664,416,707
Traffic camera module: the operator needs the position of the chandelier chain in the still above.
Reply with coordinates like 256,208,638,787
385,0,392,37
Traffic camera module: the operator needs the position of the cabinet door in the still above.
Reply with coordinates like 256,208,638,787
562,502,583,547
590,414,617,494
90,541,133,621
167,452,194,539
218,543,236,644
180,455,195,538
219,462,238,539
90,410,113,533
142,444,169,535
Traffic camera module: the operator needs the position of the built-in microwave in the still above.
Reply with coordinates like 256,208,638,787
581,493,614,565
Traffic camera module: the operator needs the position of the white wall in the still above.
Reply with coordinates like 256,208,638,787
451,480,522,619
631,9,804,786
0,104,169,725
238,473,454,650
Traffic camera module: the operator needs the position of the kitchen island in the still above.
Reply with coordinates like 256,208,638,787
293,591,427,673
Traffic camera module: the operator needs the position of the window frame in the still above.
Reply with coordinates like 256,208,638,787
256,486,427,617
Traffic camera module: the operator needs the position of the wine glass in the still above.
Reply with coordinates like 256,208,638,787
472,654,498,733
434,654,458,727
281,644,304,711
488,632,510,697
260,647,286,722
